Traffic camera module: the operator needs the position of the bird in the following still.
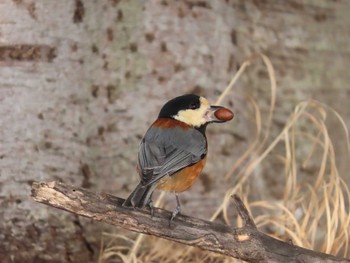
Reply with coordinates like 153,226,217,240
123,94,233,221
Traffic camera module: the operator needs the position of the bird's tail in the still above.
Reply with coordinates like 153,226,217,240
123,183,156,208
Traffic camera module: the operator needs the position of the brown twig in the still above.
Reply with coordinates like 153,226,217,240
31,181,350,263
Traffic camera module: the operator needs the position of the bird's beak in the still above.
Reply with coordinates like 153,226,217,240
206,105,234,123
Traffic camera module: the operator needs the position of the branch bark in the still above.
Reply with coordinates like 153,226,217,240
31,181,350,263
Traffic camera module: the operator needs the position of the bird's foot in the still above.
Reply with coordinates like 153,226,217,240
169,204,181,226
147,199,154,217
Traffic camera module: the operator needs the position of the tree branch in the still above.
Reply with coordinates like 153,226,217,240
31,181,349,263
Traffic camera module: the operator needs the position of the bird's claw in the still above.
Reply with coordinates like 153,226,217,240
169,194,181,226
170,205,181,223
147,199,154,217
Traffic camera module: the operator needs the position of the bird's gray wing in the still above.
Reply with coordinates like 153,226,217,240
137,125,207,186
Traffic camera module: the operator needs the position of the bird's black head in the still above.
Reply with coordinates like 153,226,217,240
158,94,231,129
158,94,201,119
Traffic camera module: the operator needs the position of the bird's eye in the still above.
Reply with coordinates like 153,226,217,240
189,102,199,109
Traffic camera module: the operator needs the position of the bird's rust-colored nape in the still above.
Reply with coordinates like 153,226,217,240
152,118,191,129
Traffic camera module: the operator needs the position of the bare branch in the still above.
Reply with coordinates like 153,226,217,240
31,181,350,263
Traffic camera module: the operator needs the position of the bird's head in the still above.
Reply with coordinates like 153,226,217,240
158,94,233,128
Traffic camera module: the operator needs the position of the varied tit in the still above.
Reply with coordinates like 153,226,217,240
123,94,234,221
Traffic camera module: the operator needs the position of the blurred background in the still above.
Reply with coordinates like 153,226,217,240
0,0,349,262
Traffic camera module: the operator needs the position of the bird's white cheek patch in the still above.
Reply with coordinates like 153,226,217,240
174,110,205,127
173,96,211,127
174,106,209,127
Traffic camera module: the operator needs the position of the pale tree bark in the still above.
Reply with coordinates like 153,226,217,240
1,0,349,262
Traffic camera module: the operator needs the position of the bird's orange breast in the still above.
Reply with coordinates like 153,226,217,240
156,157,207,193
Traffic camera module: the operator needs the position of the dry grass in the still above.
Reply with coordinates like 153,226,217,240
98,54,350,263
